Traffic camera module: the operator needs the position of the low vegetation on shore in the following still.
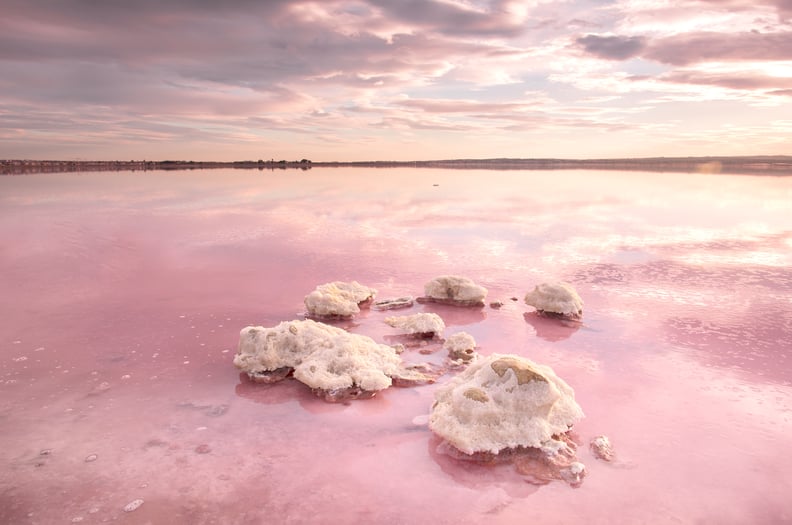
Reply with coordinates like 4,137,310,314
2,156,791,175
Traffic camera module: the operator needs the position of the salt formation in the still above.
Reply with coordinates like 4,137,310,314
384,312,445,337
235,320,415,401
123,499,144,513
420,275,487,306
304,281,376,318
443,332,478,365
372,296,414,311
590,435,614,462
429,354,584,455
524,281,584,319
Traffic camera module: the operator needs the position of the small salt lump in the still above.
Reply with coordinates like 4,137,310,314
304,281,376,318
422,275,487,306
372,296,414,311
234,320,401,394
429,353,584,455
384,313,445,337
524,281,584,319
443,332,477,364
590,435,615,462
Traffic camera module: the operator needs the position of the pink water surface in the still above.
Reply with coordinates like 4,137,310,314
1,168,791,524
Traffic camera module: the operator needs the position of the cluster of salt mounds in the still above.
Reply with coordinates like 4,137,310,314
234,276,597,485
304,281,376,318
420,275,488,306
429,354,584,455
235,320,435,401
524,281,584,320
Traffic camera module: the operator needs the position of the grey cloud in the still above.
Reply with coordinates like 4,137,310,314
577,34,647,60
0,0,515,98
367,0,528,37
645,31,792,65
659,71,792,91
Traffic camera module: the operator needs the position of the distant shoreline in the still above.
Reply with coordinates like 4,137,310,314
2,156,792,175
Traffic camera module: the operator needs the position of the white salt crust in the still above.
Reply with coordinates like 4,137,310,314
429,353,584,454
384,312,446,336
304,281,377,318
235,320,401,392
423,275,487,305
524,281,584,318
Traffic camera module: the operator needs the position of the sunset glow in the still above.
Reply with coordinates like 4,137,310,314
1,0,791,161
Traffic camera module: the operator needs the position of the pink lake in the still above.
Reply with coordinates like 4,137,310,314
1,168,791,524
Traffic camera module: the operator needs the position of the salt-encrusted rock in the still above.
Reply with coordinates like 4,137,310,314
590,435,614,462
293,336,401,392
429,353,584,455
420,275,487,306
443,332,477,364
384,313,445,337
235,320,402,396
524,281,583,319
304,281,376,318
372,296,414,311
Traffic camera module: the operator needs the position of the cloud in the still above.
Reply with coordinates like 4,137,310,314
645,31,792,65
393,98,530,113
1,0,791,160
576,34,647,60
366,0,531,37
658,70,792,91
576,30,792,66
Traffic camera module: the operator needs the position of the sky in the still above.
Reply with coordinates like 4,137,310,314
1,0,792,162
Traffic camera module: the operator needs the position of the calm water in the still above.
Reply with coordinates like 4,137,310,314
1,168,790,524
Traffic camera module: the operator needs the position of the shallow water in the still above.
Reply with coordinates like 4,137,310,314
1,168,791,524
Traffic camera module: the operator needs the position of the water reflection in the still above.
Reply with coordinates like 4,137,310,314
428,435,541,498
523,312,582,342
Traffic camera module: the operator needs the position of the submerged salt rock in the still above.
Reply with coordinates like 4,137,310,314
123,499,144,512
422,275,487,306
429,353,584,455
385,313,445,337
443,332,477,363
524,281,584,319
372,296,414,311
304,281,376,318
234,320,402,393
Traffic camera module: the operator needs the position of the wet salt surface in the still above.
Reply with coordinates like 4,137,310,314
1,168,791,524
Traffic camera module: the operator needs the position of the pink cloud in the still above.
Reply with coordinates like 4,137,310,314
657,70,792,91
576,34,647,60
